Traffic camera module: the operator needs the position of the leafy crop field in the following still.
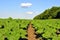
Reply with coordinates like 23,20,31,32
0,19,30,40
0,19,60,40
32,19,60,40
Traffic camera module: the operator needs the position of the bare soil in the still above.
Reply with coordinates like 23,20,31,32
27,22,37,40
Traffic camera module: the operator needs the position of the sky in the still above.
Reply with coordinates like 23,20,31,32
0,0,60,19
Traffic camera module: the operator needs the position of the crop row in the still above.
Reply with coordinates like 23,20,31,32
32,19,60,40
0,19,30,40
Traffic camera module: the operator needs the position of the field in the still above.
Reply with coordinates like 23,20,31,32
0,19,60,40
32,19,60,40
0,19,30,40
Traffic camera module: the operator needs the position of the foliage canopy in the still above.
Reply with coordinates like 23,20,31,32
34,6,60,19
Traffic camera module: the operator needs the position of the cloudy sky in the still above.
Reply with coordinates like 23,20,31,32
0,0,60,19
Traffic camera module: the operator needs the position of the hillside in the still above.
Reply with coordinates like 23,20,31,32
34,6,60,19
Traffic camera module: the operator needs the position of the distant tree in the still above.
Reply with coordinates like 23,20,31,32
34,6,60,19
8,17,12,20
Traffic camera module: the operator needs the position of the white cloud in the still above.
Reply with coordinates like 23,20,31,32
26,11,33,14
21,3,32,8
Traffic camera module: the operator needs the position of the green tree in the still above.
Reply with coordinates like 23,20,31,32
34,6,60,19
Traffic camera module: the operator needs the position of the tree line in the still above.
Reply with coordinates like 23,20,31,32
34,6,60,19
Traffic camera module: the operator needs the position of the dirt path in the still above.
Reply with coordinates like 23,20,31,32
27,22,37,40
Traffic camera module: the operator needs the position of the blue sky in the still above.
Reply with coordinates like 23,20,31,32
0,0,60,19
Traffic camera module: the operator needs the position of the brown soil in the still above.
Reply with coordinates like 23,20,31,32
27,22,37,40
